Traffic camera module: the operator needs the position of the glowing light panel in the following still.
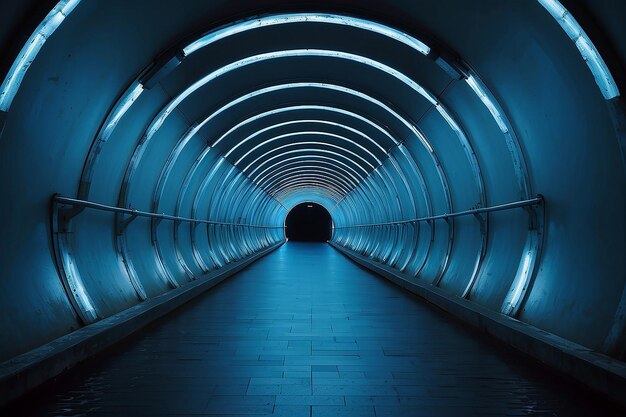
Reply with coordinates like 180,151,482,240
242,142,375,176
465,75,509,133
247,148,370,179
257,165,358,189
0,0,81,111
537,0,619,99
263,171,354,193
209,83,404,147
232,130,381,166
156,49,439,151
100,83,144,142
223,119,387,160
183,13,430,56
251,155,365,184
215,105,394,152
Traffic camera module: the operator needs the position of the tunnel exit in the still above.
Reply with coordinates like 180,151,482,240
285,202,332,241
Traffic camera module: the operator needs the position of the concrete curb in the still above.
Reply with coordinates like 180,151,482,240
0,241,284,407
329,241,626,408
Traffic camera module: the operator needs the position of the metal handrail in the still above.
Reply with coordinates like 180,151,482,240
333,195,543,229
54,195,284,229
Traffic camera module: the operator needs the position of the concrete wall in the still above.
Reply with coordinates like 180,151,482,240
0,0,624,363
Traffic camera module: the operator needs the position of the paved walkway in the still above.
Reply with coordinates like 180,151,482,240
7,243,622,416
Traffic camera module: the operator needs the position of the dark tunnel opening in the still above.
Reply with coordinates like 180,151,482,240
285,202,332,242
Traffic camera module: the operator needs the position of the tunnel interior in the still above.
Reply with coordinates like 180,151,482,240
285,202,332,241
1,0,626,412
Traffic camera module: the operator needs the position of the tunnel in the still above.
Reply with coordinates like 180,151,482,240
285,203,332,241
1,0,626,415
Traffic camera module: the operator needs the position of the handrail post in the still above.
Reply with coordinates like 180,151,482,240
116,211,138,236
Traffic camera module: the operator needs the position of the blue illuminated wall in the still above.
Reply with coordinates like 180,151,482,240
0,0,625,363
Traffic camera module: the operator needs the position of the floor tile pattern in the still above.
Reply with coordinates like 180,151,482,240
5,243,623,416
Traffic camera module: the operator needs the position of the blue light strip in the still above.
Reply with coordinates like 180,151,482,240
273,180,345,198
263,170,355,194
242,143,376,176
247,149,370,190
99,83,144,142
257,164,359,189
150,49,440,149
182,13,430,56
537,0,619,99
250,154,366,184
464,74,509,134
0,0,81,111
233,130,382,166
274,184,343,201
280,188,340,207
224,120,387,161
208,83,402,148
213,105,393,153
268,176,350,195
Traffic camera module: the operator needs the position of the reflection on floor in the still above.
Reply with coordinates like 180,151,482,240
6,243,623,416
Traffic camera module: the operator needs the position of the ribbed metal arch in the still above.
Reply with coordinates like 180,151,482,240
255,162,360,189
269,177,350,197
250,155,367,184
246,148,371,178
223,120,389,162
275,183,344,201
239,139,378,174
260,167,358,192
265,173,354,196
212,105,396,153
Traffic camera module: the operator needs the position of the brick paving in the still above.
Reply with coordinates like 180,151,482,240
5,242,623,416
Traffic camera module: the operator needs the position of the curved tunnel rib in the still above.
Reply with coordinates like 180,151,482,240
1,0,626,411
